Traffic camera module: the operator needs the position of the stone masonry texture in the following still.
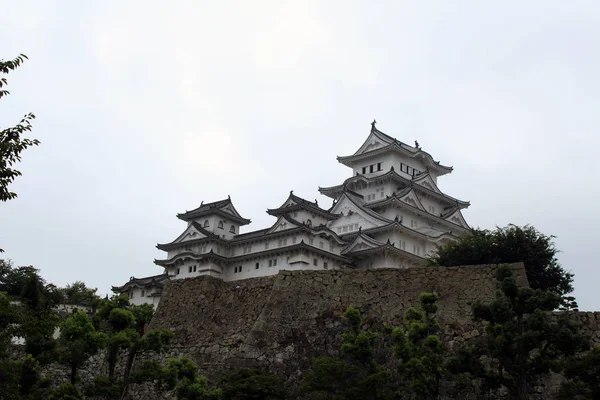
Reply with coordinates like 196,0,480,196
124,264,599,399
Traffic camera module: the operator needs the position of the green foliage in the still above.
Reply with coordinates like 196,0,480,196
48,383,85,400
108,307,136,332
558,346,600,400
58,311,106,383
218,368,286,400
130,360,165,384
340,306,378,364
58,281,101,308
162,357,222,399
393,292,445,399
0,292,17,358
0,54,38,208
302,306,395,399
452,265,589,400
428,224,574,297
13,265,61,364
84,375,124,398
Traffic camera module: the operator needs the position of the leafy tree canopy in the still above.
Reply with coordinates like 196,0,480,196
1,53,38,205
428,224,574,297
451,265,589,400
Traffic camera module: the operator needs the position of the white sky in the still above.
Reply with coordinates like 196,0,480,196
1,1,598,310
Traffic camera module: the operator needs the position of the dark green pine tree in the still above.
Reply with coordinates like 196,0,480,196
451,265,589,400
392,292,446,400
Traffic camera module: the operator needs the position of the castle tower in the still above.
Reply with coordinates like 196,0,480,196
319,121,471,268
113,120,472,303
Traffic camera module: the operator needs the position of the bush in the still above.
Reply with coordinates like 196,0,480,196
48,383,84,400
84,376,123,398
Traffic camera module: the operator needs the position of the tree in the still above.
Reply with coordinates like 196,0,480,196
59,281,101,309
162,357,222,400
392,292,446,399
48,383,85,400
17,268,61,363
95,294,173,384
1,54,38,204
218,368,286,400
301,306,394,399
558,346,600,400
453,265,589,400
428,224,574,297
57,311,105,384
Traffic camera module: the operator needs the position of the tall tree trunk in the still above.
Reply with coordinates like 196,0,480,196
70,363,77,385
122,348,136,388
108,349,117,380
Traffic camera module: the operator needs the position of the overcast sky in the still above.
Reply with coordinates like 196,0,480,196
1,1,599,310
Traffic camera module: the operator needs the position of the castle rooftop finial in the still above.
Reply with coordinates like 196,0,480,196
371,119,377,131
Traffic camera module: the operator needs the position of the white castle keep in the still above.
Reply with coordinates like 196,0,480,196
113,122,471,304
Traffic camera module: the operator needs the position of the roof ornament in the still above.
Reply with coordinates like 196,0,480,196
394,215,399,222
228,194,231,199
371,119,377,131
390,165,394,171
358,226,362,233
414,140,420,149
315,199,318,205
290,190,293,194
386,238,391,244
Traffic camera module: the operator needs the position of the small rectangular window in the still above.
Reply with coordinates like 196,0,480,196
342,226,348,232
324,262,328,269
337,227,342,233
273,258,277,266
278,239,282,247
268,260,272,267
319,241,324,249
193,265,197,272
176,268,180,275
188,266,192,273
141,290,145,297
255,262,259,270
313,258,318,266
362,167,367,174
329,244,334,252
265,242,269,250
377,162,382,171
283,238,288,245
292,236,297,244
369,165,374,173
309,238,314,245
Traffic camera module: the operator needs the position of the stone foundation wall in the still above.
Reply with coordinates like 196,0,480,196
127,264,600,399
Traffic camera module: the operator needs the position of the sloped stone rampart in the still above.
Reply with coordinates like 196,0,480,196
138,264,600,399
148,265,517,377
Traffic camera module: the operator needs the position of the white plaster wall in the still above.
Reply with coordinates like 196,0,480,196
293,210,329,227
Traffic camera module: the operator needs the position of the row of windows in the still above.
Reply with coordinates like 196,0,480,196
400,163,422,176
312,258,329,269
337,223,359,234
361,162,383,174
129,290,148,298
188,265,197,273
203,219,236,234
233,258,279,274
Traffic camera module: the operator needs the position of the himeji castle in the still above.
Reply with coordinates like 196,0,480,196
113,121,471,303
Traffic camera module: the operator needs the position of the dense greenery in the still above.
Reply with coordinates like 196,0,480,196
57,311,105,384
0,53,38,204
392,292,446,399
302,306,395,399
428,224,574,297
449,265,589,400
